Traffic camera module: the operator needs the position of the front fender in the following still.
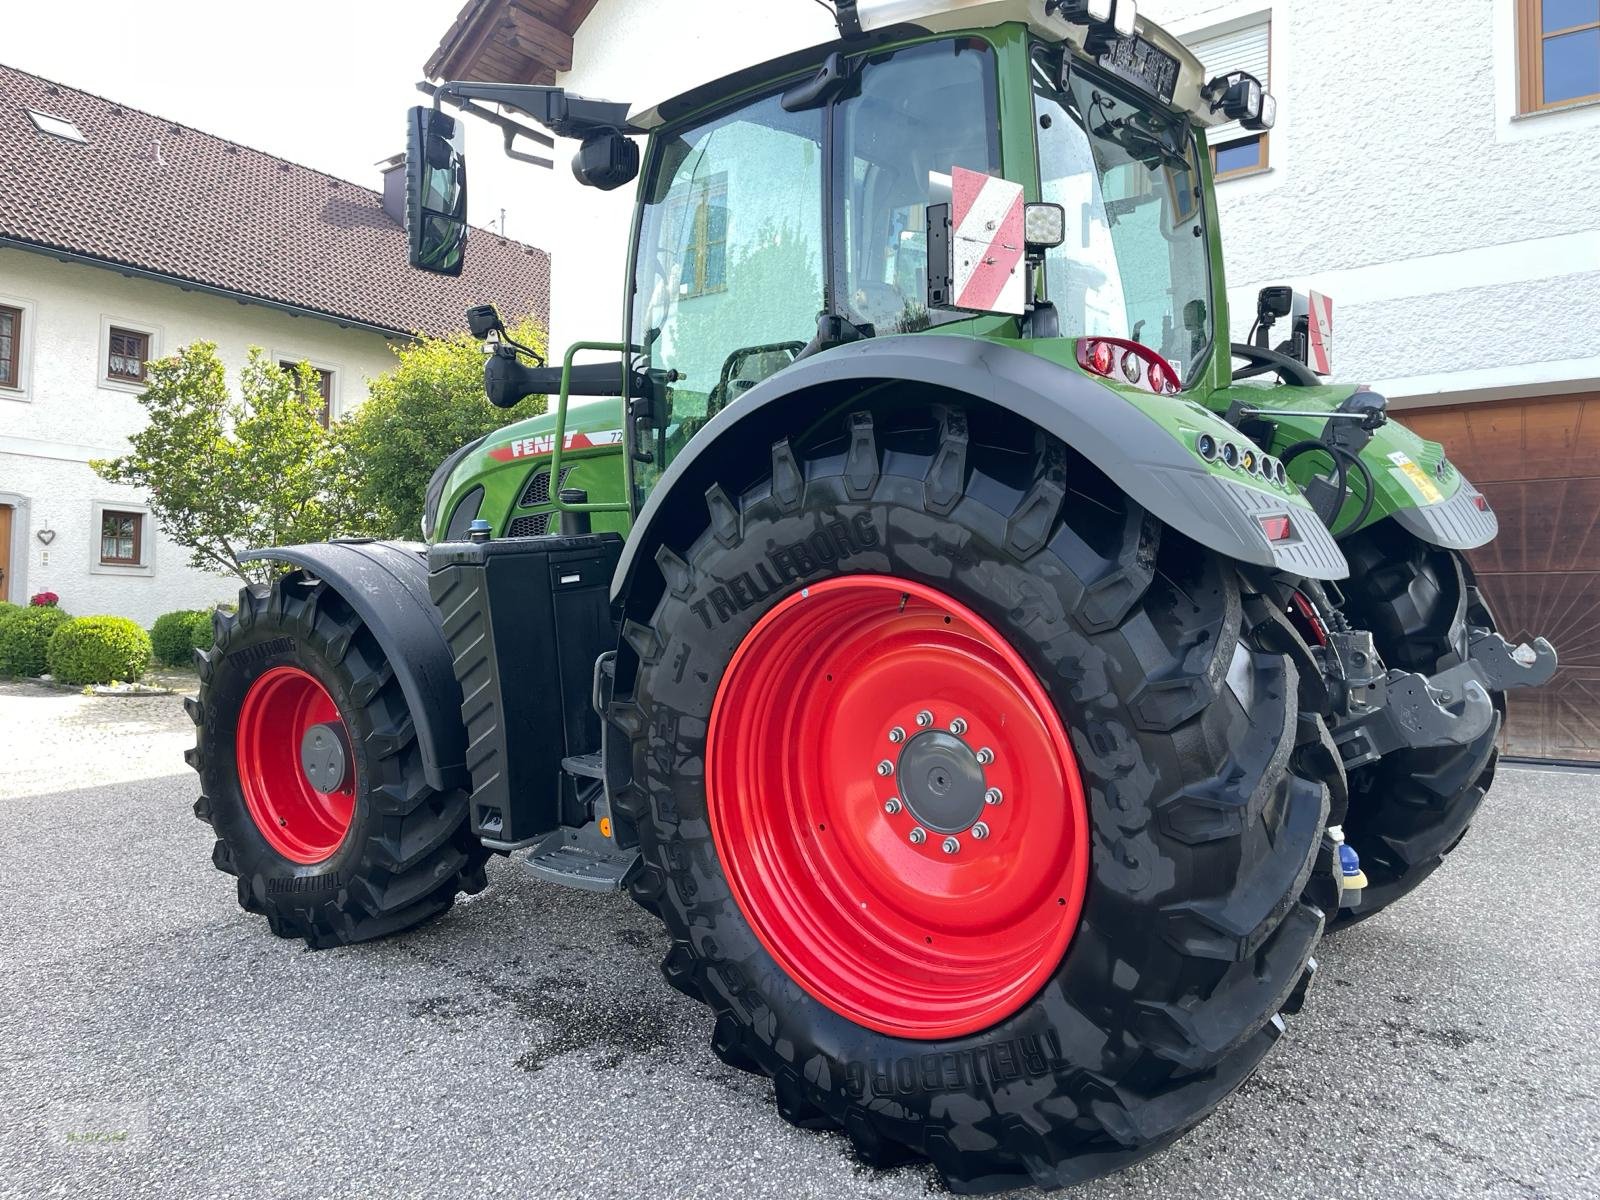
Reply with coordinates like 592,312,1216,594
614,335,1347,601
240,540,467,794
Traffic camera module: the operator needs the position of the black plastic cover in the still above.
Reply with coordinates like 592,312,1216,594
428,534,622,845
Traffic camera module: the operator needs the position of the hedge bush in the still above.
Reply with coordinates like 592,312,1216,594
0,601,23,625
46,616,153,686
0,606,72,677
151,609,217,667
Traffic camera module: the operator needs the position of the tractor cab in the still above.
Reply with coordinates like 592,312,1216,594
408,0,1293,526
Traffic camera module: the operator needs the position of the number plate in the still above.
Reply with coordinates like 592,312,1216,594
1096,36,1181,105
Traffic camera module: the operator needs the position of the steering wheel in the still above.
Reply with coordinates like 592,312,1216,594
1231,342,1321,388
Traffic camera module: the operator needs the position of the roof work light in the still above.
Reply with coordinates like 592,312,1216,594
1205,70,1278,131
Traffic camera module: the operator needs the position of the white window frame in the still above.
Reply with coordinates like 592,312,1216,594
89,499,155,578
271,350,343,422
0,291,39,402
97,314,163,394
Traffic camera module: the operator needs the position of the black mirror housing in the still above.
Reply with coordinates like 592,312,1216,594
407,105,469,276
572,131,640,191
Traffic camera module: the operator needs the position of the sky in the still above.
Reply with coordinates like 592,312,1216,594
3,0,554,243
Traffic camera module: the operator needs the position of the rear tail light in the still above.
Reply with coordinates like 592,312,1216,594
1258,515,1294,542
1077,337,1181,395
1472,494,1490,512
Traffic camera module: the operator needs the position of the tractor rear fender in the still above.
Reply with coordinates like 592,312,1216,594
613,334,1348,603
240,540,467,794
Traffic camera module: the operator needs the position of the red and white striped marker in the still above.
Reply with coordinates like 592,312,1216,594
951,167,1026,316
1307,291,1334,375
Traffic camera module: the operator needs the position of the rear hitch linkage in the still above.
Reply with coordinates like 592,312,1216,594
1326,626,1558,770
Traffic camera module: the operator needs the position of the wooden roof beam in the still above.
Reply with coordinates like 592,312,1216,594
506,3,575,73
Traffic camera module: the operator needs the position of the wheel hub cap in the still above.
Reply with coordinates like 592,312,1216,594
897,730,985,833
299,721,351,795
705,575,1090,1040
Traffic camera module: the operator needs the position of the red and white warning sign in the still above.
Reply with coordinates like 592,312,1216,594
1307,290,1334,375
950,167,1026,316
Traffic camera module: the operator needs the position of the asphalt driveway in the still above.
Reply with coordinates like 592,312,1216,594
1,679,1596,1199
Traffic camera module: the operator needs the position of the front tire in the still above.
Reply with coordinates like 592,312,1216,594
1332,524,1504,928
608,406,1328,1190
186,572,489,949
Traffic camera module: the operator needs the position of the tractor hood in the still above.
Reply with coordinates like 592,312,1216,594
428,400,627,545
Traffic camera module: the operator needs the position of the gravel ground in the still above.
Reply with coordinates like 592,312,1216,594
1,679,1596,1200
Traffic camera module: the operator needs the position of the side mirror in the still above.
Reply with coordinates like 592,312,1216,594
407,106,469,276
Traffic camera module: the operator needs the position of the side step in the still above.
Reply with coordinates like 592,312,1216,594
523,821,637,893
561,751,604,780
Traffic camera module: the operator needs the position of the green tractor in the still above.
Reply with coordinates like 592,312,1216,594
187,0,1557,1189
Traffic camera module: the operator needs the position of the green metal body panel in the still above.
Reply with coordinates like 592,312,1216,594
430,19,1471,561
434,399,630,540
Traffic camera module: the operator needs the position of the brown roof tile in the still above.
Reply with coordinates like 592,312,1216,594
0,63,550,339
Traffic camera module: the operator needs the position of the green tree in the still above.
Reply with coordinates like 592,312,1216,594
93,343,357,585
341,319,548,539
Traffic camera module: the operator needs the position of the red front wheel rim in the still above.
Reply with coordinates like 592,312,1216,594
706,576,1090,1040
236,665,357,865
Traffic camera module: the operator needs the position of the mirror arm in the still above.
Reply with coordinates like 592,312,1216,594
418,81,557,156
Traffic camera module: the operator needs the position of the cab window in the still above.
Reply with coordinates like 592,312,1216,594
630,94,825,481
837,40,1001,335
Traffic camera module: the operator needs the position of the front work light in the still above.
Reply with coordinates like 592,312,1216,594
1024,202,1067,250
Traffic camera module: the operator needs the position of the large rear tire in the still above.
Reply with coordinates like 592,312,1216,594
186,571,489,949
608,406,1328,1190
1332,523,1504,928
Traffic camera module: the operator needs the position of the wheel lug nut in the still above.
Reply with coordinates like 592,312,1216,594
985,787,1003,806
876,760,894,777
975,747,994,765
888,726,905,744
884,798,902,815
909,827,927,845
915,710,933,728
941,837,960,854
971,822,990,840
949,717,967,735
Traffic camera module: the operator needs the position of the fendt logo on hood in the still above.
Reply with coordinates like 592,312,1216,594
488,429,624,462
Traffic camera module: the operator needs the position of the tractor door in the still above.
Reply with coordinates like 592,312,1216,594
625,37,1004,510
627,92,827,498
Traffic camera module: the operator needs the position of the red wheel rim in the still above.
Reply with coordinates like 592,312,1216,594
236,666,357,865
706,576,1090,1040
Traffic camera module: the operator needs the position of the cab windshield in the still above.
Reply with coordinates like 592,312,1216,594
1033,46,1213,387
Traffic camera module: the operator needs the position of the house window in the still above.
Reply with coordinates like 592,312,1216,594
1519,0,1600,111
280,361,335,427
1212,134,1269,180
107,327,150,382
0,305,19,389
100,510,143,566
1187,16,1273,181
660,175,730,300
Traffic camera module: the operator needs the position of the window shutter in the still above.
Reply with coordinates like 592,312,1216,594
1187,19,1271,147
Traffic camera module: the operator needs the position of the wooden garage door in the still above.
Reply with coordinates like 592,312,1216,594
1404,392,1600,762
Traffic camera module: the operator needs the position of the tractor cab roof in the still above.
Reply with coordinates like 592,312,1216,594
628,1,1218,133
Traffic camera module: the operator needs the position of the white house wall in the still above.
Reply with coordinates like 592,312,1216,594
0,247,401,626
